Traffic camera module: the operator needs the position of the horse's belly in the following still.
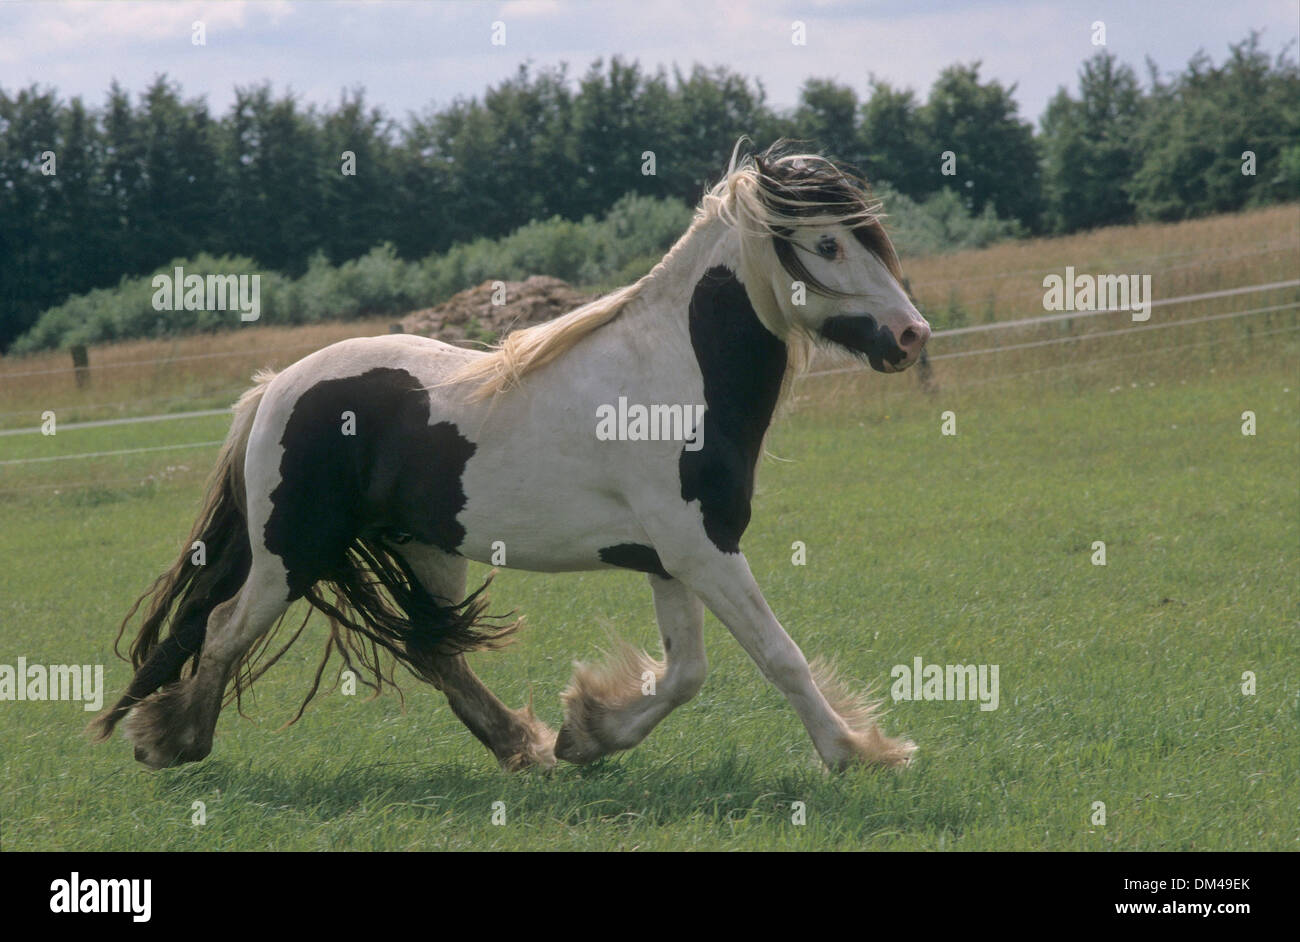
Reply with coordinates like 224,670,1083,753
455,489,647,573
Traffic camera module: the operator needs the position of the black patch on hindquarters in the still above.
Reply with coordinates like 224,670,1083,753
819,313,905,372
679,266,787,554
599,543,671,580
264,367,476,597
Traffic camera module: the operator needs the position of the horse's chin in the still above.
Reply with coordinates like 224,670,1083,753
861,347,920,373
820,315,908,373
868,356,915,374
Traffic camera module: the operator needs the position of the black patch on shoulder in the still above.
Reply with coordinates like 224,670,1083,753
264,367,476,598
599,543,671,580
680,266,787,553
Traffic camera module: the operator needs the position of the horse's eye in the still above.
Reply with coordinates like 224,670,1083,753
816,236,839,259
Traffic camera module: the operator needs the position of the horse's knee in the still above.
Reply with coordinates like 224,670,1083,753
667,656,707,704
763,649,811,693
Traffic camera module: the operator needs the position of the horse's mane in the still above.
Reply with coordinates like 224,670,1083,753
448,139,902,399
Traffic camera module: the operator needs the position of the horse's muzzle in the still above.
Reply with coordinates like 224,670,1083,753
819,314,930,372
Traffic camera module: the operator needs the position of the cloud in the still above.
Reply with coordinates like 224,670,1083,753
1,0,1293,124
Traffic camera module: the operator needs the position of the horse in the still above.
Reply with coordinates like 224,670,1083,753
89,140,931,773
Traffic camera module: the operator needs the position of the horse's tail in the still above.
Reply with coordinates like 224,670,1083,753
87,371,275,742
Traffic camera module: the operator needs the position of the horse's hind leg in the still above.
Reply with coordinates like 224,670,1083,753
397,543,556,771
123,555,290,769
554,574,706,764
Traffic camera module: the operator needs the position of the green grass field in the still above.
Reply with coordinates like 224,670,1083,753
2,334,1296,850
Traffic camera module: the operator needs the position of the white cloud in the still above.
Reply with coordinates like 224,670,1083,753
1,0,1292,125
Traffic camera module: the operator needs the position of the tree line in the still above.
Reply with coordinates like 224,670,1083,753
1,32,1295,351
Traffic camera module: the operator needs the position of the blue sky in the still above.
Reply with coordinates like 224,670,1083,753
3,0,1296,126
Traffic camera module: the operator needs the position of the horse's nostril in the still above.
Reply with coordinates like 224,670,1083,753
899,323,931,350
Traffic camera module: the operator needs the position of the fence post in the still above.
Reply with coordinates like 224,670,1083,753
71,345,89,388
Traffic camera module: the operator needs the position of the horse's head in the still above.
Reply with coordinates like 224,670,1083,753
731,144,931,373
772,219,930,373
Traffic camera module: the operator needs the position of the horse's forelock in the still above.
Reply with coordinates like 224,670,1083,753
735,142,903,295
733,147,907,412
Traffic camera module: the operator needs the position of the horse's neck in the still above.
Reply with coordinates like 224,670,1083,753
639,215,744,314
610,214,789,451
618,215,766,349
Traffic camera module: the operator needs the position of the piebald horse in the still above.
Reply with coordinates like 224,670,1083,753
90,142,931,773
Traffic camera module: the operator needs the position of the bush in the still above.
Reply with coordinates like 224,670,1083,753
11,253,265,353
875,183,1022,258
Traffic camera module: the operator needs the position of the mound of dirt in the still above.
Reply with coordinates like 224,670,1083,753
401,276,596,344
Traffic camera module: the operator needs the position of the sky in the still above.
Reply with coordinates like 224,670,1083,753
2,0,1297,128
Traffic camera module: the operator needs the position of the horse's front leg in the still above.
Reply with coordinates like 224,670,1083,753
554,574,707,764
668,547,915,771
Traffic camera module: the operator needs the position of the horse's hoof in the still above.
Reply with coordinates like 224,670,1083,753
496,715,558,772
129,737,210,770
553,722,602,765
121,683,214,770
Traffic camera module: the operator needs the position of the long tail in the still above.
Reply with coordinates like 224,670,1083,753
90,369,518,742
87,372,273,742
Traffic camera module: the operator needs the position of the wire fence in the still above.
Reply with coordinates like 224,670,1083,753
902,236,1297,291
928,279,1299,338
0,408,230,438
0,439,226,467
0,339,328,381
8,276,1289,429
1,275,1296,477
803,299,1299,377
0,387,248,419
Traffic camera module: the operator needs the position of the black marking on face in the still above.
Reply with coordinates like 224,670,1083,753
680,266,787,554
264,367,476,598
819,314,906,372
598,543,671,580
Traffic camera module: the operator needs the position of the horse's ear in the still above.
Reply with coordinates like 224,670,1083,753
755,137,792,172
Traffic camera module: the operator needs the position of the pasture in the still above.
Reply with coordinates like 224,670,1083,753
1,206,1296,851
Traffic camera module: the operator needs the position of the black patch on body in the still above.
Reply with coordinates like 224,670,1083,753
680,266,787,554
819,314,905,371
265,367,476,597
599,543,671,579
